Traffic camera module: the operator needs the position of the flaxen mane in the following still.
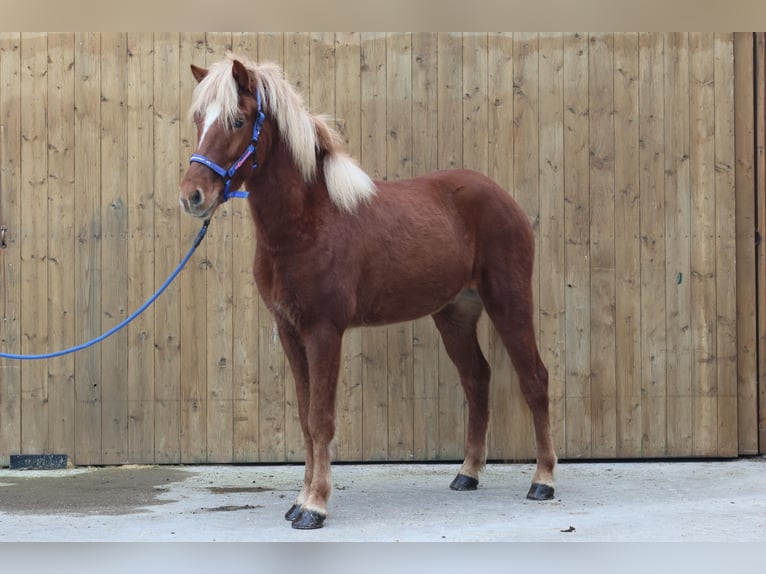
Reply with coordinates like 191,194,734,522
189,52,376,213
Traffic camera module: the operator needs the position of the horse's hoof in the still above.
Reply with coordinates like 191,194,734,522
450,473,479,491
284,504,302,522
527,482,555,500
291,509,326,530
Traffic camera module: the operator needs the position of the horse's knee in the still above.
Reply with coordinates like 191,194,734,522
307,411,336,445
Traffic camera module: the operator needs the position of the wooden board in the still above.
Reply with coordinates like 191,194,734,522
664,32,693,457
757,33,766,453
46,32,76,459
563,32,592,458
613,32,642,457
73,32,103,464
712,33,739,457
256,32,286,463
334,32,365,461
386,32,415,461
485,34,516,461
689,33,718,455
588,33,617,458
732,32,758,456
127,32,157,463
202,32,234,463
435,32,464,460
152,32,183,463
230,32,260,463
536,32,567,457
0,33,22,466
410,32,440,461
19,33,49,455
178,31,209,463
100,32,129,463
0,33,757,464
359,32,389,461
638,32,668,457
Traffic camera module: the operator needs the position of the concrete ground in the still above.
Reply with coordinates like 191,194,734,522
0,458,764,542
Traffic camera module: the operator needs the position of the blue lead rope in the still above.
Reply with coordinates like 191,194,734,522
0,219,210,361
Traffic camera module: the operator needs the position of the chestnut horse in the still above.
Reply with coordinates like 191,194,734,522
179,53,557,530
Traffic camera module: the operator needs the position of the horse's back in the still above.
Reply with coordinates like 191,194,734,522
347,169,533,326
377,168,534,261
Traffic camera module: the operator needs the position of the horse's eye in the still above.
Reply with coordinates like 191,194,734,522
232,117,244,129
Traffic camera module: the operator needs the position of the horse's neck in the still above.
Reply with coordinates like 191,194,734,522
245,145,317,250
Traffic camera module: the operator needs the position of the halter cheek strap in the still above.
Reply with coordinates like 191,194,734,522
189,91,266,203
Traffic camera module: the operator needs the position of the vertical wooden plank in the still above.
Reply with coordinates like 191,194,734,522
713,33,738,456
689,33,718,456
256,32,286,462
435,32,463,460
563,32,591,458
664,32,692,457
410,32,440,461
507,31,539,459
46,32,76,459
360,32,389,460
178,31,208,463
282,33,310,463
588,32,617,458
638,32,667,457
486,33,523,460
487,32,517,461
463,32,488,180
203,32,234,463
386,32,415,461
127,32,156,463
462,33,490,403
74,32,102,465
19,33,49,454
287,32,336,463
536,32,567,457
487,32,514,195
613,32,642,457
0,33,22,466
153,32,182,463
756,33,766,454
100,33,129,463
733,32,758,456
334,31,365,462
230,32,260,463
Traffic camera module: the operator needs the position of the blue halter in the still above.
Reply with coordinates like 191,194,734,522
189,91,266,202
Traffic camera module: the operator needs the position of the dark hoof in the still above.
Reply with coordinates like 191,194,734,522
527,482,555,501
284,503,302,522
291,509,326,530
450,473,479,491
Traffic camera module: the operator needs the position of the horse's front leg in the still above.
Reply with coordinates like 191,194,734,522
275,319,313,523
290,321,342,530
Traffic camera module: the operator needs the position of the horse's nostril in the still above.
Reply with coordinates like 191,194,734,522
190,189,203,207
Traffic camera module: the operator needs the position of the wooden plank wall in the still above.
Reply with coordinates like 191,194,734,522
756,33,766,453
0,32,760,465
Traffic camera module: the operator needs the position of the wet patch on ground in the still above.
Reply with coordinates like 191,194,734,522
199,504,263,512
207,486,272,494
0,466,190,516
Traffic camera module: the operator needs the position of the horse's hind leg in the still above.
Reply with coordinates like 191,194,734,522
479,277,557,500
432,289,491,491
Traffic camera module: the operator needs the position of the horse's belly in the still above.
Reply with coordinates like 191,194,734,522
352,261,471,327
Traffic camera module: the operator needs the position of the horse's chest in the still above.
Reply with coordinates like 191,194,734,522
253,252,327,327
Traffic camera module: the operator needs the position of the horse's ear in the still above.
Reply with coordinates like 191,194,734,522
190,64,208,83
231,59,255,94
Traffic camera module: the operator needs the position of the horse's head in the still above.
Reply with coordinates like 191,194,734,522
179,58,265,219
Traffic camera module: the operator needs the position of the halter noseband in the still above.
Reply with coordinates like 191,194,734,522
189,91,266,203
